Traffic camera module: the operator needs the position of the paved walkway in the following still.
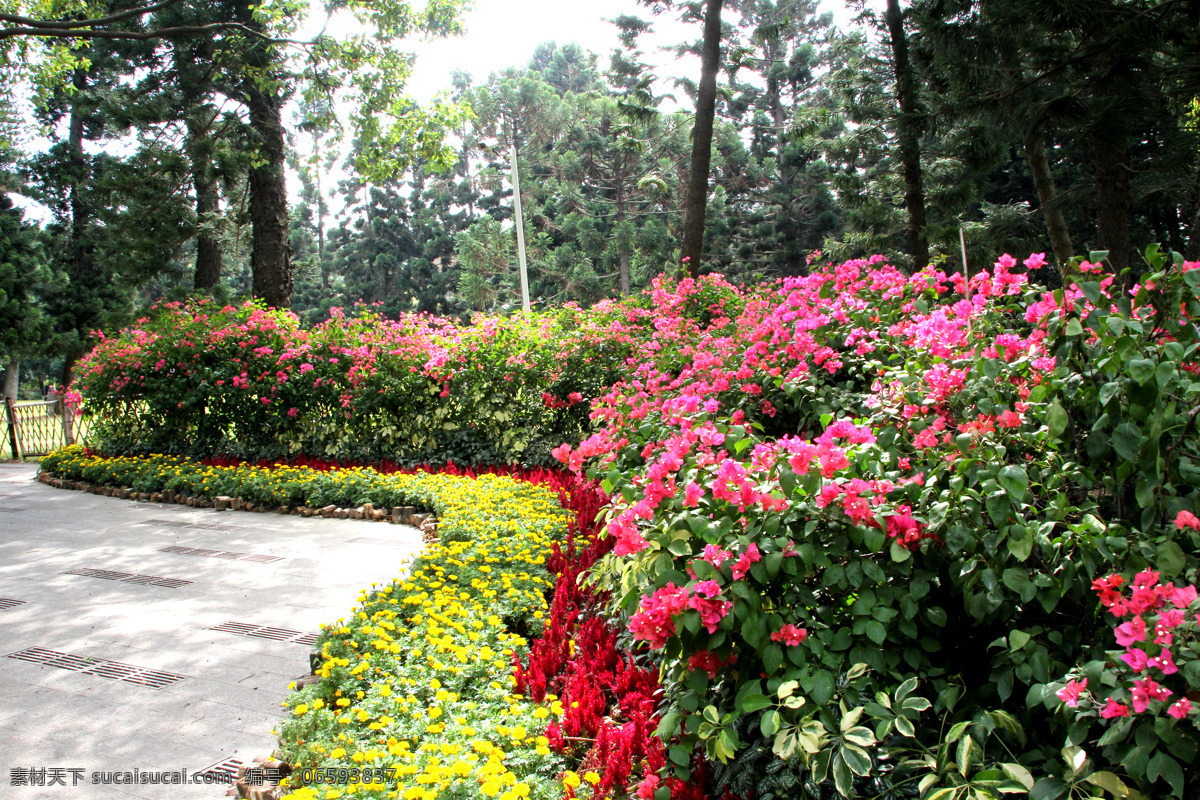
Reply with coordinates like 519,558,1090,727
0,461,425,799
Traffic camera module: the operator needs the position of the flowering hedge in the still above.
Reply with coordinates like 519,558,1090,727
550,249,1200,798
70,304,626,467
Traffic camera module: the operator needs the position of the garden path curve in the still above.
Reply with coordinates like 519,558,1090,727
0,461,425,799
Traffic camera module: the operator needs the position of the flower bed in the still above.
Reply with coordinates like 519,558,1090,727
37,448,695,800
61,248,1200,797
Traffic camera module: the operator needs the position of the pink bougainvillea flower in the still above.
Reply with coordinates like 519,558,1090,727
730,543,762,580
628,584,689,648
1100,699,1130,719
634,772,660,800
770,624,808,647
689,581,732,633
700,544,731,567
1147,648,1178,675
687,649,736,678
1055,679,1087,707
1121,648,1149,672
1130,678,1171,713
1174,509,1200,531
1113,616,1146,647
1167,697,1192,720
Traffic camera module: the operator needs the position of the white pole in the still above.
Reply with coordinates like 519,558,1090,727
959,226,969,287
510,132,531,316
961,226,973,341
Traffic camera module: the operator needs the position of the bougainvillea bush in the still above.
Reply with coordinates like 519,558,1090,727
551,249,1200,798
70,303,625,466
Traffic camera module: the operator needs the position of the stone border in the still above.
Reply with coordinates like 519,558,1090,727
35,472,440,540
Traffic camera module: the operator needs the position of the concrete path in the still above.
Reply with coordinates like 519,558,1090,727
0,461,425,800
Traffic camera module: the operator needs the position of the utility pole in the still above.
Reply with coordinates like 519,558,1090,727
508,122,531,315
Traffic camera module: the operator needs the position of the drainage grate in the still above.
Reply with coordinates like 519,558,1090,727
198,758,243,783
0,598,27,610
159,545,282,564
142,518,244,532
63,568,193,589
208,621,319,646
7,647,187,688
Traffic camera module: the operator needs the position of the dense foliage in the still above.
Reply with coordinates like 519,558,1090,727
71,301,622,466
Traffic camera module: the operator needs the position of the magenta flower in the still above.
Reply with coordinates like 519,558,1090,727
1113,616,1146,647
1130,678,1172,713
1100,699,1130,719
1055,679,1087,707
771,624,808,647
1121,648,1149,671
1167,698,1192,720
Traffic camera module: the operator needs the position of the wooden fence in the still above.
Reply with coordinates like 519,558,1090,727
3,399,91,459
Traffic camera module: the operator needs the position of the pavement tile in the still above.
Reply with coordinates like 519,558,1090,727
0,462,423,800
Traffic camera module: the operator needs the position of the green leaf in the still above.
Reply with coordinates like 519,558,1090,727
760,709,781,737
946,720,971,743
740,693,774,714
1002,763,1035,791
1112,422,1144,462
998,465,1029,498
1125,357,1156,385
1029,777,1069,800
1157,541,1186,579
832,752,853,797
1046,400,1069,439
1009,629,1031,651
842,743,873,776
843,726,875,747
956,735,976,777
1007,526,1034,561
1065,319,1083,337
1085,771,1130,797
1147,752,1184,796
762,644,784,674
1099,381,1121,405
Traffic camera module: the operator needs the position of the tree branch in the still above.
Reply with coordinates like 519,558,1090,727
0,0,185,30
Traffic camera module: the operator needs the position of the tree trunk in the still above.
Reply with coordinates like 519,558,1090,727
186,116,223,290
64,66,93,392
616,156,631,296
885,0,929,271
316,162,328,291
680,0,723,278
1186,161,1200,261
1022,129,1074,273
246,83,292,307
1092,133,1131,276
237,1,292,308
2,359,18,401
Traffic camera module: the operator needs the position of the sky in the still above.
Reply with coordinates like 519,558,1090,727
397,0,697,105
397,0,860,104
9,0,863,223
